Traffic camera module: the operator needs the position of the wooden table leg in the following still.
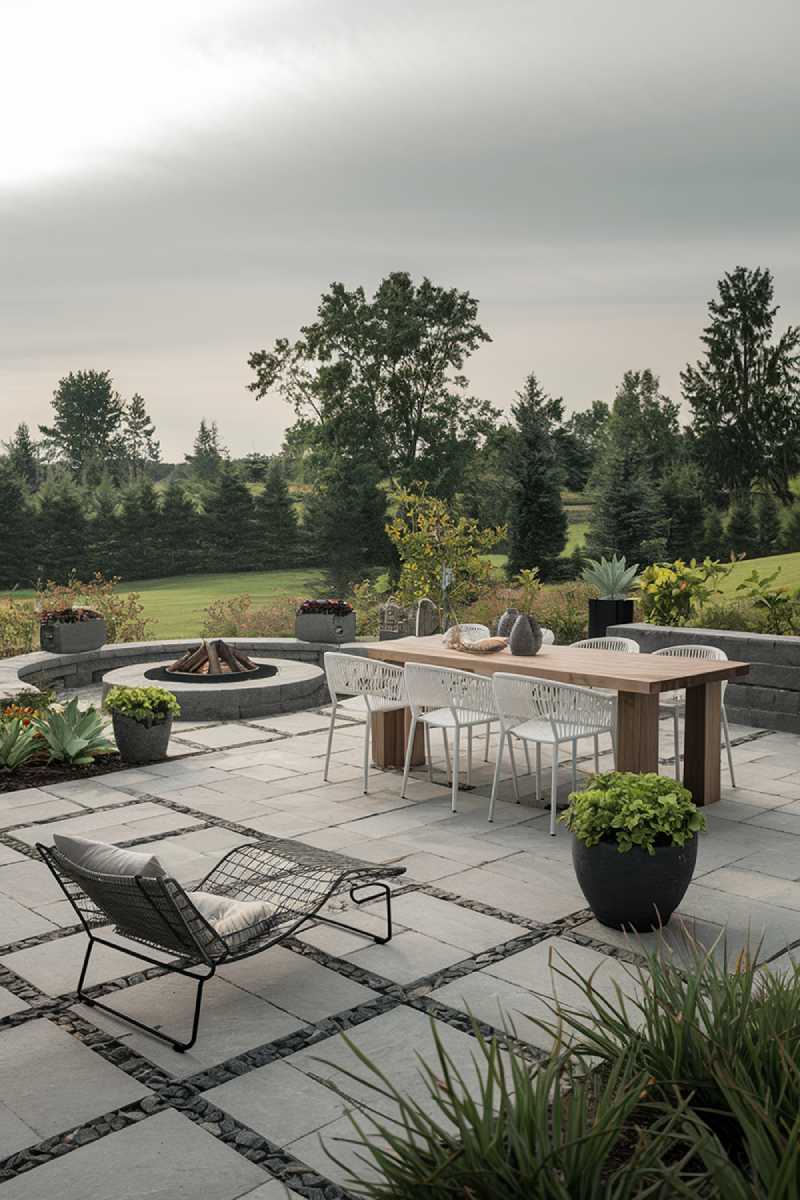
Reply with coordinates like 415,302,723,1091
371,707,425,769
682,681,721,806
616,691,660,773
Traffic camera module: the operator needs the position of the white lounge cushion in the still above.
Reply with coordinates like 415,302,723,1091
189,890,278,940
53,834,166,878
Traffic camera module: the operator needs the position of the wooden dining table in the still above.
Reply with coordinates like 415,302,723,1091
361,636,750,805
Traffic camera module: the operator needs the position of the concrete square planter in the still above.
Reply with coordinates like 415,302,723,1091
40,618,107,654
295,612,356,644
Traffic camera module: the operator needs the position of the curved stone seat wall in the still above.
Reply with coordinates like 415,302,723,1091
608,622,800,734
0,638,367,713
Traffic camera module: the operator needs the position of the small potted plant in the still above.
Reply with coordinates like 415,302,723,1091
581,555,638,638
561,772,705,931
39,606,107,654
105,686,181,764
295,598,356,644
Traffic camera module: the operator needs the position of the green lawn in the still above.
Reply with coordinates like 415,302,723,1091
721,551,800,594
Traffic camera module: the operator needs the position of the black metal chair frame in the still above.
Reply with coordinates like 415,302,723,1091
38,839,404,1053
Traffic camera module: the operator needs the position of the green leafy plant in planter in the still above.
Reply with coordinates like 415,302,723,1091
0,719,42,770
32,699,115,766
105,686,180,764
561,772,705,930
581,555,639,637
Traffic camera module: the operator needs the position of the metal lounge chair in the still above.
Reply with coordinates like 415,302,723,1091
38,838,404,1053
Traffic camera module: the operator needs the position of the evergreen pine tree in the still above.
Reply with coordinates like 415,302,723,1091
159,480,201,575
34,475,90,583
701,507,725,559
505,374,567,580
114,481,162,578
121,394,160,478
781,501,800,552
186,419,226,482
661,462,707,560
304,455,390,592
756,492,782,557
2,423,40,490
204,465,259,571
87,476,121,576
0,462,36,586
254,460,300,569
726,494,760,558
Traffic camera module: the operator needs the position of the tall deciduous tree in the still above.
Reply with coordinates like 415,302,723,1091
2,423,40,490
505,374,567,579
39,370,125,481
682,266,800,502
248,272,497,498
121,394,160,478
186,419,227,481
254,460,300,568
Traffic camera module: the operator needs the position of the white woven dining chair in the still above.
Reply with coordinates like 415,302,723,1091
541,627,556,645
569,635,639,769
652,644,737,787
490,673,616,835
402,662,499,813
323,653,408,794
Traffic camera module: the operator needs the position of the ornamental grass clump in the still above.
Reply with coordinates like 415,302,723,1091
105,686,180,725
561,772,705,854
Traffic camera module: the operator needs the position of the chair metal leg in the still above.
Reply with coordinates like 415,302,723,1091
484,721,491,762
466,726,473,787
442,729,451,778
451,726,461,813
362,714,371,794
722,705,736,787
524,740,532,775
488,724,505,821
77,934,214,1052
571,740,578,793
673,708,681,780
312,882,394,945
323,700,337,782
535,743,542,801
550,749,559,836
508,733,520,804
401,714,418,799
610,727,617,768
593,734,600,775
424,724,433,782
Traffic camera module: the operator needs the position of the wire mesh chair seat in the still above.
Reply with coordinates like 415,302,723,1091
38,837,404,1052
324,652,408,793
402,662,499,813
490,673,615,835
652,644,736,786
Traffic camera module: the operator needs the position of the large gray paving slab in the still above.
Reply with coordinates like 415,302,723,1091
365,891,524,953
0,797,84,830
0,1019,151,1148
173,724,278,750
288,1111,384,1192
0,1109,266,1200
439,865,584,923
347,929,469,983
0,894,56,944
0,859,64,907
219,945,378,1022
1,930,172,995
205,1057,347,1147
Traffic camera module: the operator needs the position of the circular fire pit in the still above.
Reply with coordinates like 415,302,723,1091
101,656,324,721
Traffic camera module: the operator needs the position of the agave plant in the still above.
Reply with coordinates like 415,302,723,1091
581,555,639,599
33,698,115,766
0,719,42,770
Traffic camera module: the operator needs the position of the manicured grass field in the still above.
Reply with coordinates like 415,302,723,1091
721,551,800,594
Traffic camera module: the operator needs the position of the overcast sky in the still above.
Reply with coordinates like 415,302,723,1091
2,0,799,460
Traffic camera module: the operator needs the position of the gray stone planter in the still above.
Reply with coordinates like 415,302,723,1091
295,612,356,644
112,712,173,764
40,618,107,655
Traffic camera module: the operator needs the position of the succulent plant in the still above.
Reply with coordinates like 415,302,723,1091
581,554,639,599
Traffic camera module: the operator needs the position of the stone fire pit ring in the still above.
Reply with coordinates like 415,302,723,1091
101,657,324,721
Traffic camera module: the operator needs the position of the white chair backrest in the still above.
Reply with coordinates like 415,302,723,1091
652,643,730,695
454,623,491,640
493,672,614,741
324,652,406,708
404,662,495,721
541,627,555,645
571,636,640,653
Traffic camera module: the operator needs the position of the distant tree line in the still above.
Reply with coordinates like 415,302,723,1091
3,264,800,591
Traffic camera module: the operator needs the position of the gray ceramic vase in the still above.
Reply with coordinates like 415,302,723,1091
509,613,543,656
496,608,519,638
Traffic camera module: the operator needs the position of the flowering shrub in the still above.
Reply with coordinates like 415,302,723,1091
348,579,387,638
201,594,300,638
0,597,36,658
36,574,150,643
636,558,732,627
386,489,505,623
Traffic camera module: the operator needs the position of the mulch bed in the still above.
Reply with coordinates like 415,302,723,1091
0,754,171,794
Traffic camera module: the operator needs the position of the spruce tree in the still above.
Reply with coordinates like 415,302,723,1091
661,463,706,560
204,465,259,571
701,507,725,559
159,481,201,575
304,455,390,592
781,501,800,552
186,419,226,482
726,494,760,559
87,476,121,576
34,474,90,583
756,492,782,557
2,423,40,490
0,462,35,586
254,460,299,568
121,394,160,478
114,481,162,579
505,374,567,580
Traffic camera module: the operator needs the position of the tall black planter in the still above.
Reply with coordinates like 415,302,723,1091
572,834,698,931
588,598,634,639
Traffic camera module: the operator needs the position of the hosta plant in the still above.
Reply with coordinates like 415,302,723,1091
0,719,42,770
561,771,705,854
33,699,115,766
105,686,180,725
581,555,639,599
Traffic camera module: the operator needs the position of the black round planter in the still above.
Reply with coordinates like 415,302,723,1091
587,598,634,639
572,834,698,931
112,712,173,764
